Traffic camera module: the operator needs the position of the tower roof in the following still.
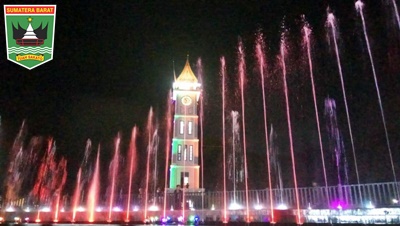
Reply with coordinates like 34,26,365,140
176,58,198,83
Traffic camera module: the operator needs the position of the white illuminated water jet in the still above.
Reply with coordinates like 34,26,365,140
355,0,398,194
280,31,301,225
302,21,330,207
220,56,228,223
327,12,362,201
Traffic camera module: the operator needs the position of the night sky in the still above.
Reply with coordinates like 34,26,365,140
1,0,400,194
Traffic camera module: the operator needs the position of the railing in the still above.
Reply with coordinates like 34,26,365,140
151,182,400,210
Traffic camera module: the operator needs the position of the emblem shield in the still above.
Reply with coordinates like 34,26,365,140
4,5,56,70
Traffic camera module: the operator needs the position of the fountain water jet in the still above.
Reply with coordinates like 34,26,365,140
391,0,400,31
220,56,228,223
237,38,250,223
355,0,398,196
144,108,159,221
302,21,330,207
87,146,100,222
163,91,173,220
255,31,275,223
107,134,120,222
327,12,362,202
280,32,301,224
125,126,138,222
196,58,205,210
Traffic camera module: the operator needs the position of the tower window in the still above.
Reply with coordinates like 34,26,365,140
184,145,187,161
189,145,193,161
178,144,182,161
188,121,193,135
179,121,184,134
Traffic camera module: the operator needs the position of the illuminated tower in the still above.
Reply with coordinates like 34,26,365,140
169,58,201,189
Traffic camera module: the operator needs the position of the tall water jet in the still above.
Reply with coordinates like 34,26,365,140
107,135,121,222
255,31,274,222
151,130,160,208
327,12,362,201
163,91,173,219
280,32,301,224
87,146,100,223
302,20,330,207
30,139,67,222
144,108,157,221
220,56,228,223
80,139,93,204
269,125,283,203
52,158,67,222
196,58,205,210
237,38,250,222
229,111,243,206
355,0,397,192
125,127,138,222
324,97,350,199
391,0,400,31
72,139,92,221
72,168,82,222
5,120,27,205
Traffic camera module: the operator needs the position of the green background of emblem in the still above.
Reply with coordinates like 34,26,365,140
5,15,55,69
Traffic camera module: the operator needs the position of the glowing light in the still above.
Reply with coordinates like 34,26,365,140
393,199,399,204
112,206,123,212
24,217,29,222
14,217,21,223
133,205,140,211
148,205,159,211
276,203,288,210
178,215,184,222
254,204,263,210
77,206,86,212
0,217,4,222
35,219,41,223
95,206,103,212
365,201,375,209
228,202,242,210
211,204,215,210
40,207,51,212
162,216,171,223
24,207,31,212
6,206,15,212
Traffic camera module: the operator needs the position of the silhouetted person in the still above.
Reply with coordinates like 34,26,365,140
174,185,182,209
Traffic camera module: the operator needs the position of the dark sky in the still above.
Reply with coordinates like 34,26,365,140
1,0,400,193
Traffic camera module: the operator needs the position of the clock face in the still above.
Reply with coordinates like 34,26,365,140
181,96,192,106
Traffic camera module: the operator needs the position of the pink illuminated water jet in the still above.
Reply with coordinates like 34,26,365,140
237,38,250,223
72,168,81,222
255,32,274,223
144,108,155,221
107,134,121,222
163,91,173,219
220,56,228,223
125,127,138,222
87,146,100,223
280,32,301,224
196,58,205,210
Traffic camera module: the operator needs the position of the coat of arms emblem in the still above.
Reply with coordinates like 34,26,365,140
4,5,56,69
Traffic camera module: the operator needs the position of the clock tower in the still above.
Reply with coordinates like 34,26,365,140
169,57,201,189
